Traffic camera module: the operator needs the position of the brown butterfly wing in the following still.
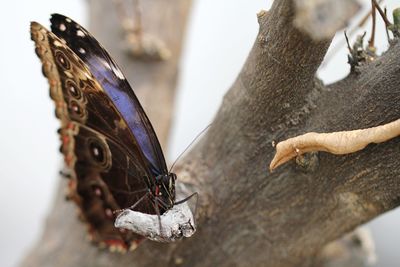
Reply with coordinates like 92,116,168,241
31,22,156,251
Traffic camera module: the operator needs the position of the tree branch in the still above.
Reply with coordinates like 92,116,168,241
20,0,400,266
171,1,399,266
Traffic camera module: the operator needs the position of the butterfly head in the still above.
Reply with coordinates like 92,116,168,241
155,173,176,207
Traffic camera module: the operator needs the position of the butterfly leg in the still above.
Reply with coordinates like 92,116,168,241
175,192,198,205
113,190,150,214
153,197,163,235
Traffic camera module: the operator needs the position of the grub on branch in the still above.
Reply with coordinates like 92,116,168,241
270,119,400,171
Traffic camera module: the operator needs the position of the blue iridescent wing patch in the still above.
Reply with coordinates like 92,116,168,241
50,14,167,177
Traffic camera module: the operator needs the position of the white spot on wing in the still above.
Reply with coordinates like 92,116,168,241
97,57,125,80
78,47,86,54
59,23,66,31
111,64,125,80
98,57,112,70
65,18,72,23
76,30,85,37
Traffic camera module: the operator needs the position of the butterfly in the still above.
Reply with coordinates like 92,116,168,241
30,14,178,252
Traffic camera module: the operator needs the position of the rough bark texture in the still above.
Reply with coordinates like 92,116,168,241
20,0,400,267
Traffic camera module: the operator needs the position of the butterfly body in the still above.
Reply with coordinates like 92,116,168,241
31,14,176,251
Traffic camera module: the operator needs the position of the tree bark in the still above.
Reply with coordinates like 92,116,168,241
20,0,400,267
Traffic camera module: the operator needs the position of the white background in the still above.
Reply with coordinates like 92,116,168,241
0,1,399,267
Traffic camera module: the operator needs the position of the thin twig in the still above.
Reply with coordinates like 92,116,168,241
384,7,391,41
368,0,376,48
322,0,384,67
344,31,352,52
372,0,392,27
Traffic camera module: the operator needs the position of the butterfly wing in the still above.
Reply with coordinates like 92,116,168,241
49,13,168,177
31,22,158,251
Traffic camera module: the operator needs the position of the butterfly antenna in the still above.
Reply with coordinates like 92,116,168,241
169,123,212,173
